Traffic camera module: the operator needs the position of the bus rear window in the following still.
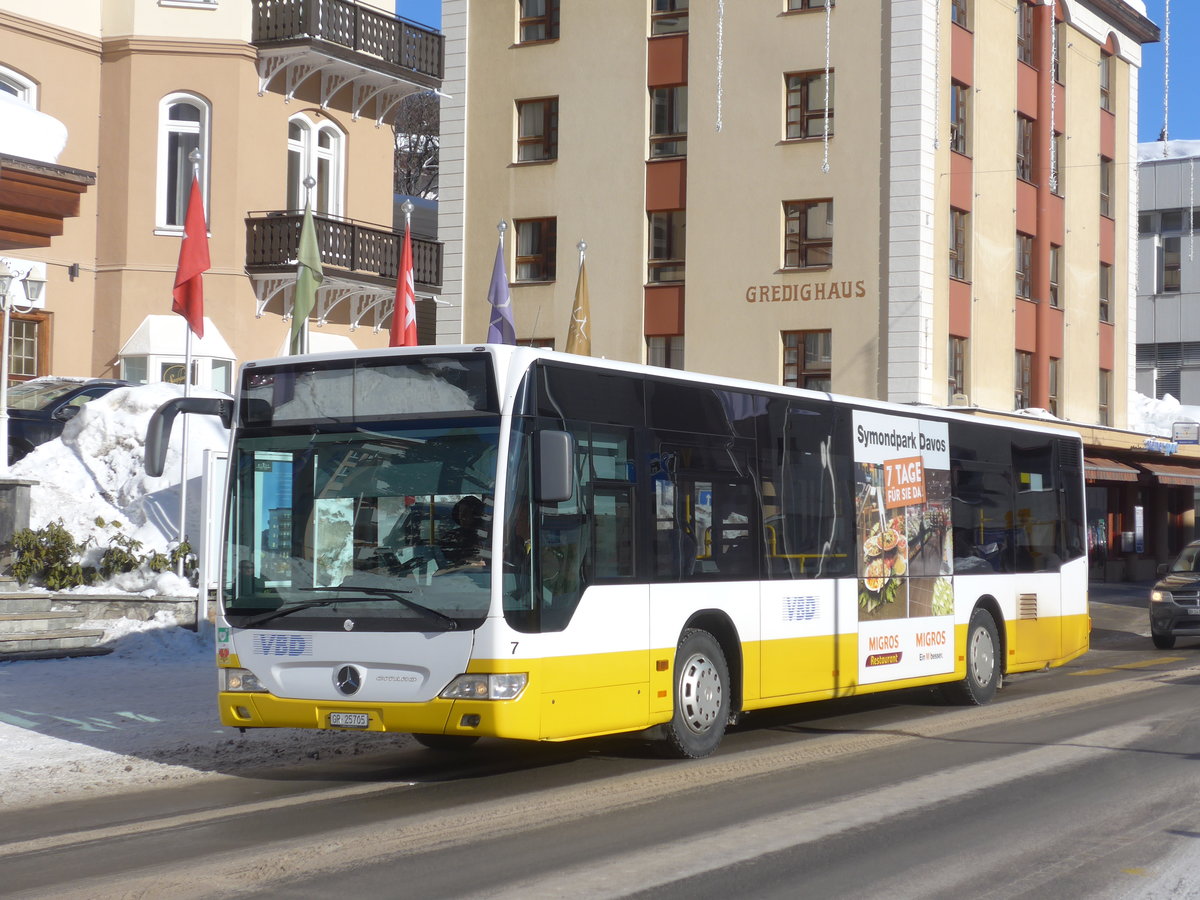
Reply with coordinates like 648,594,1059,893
241,355,498,426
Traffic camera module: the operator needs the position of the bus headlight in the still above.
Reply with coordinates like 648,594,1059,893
1150,590,1173,604
220,668,268,692
439,673,528,700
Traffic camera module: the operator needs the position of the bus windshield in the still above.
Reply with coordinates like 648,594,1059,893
223,420,500,630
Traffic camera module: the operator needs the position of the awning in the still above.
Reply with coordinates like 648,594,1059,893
1084,456,1140,483
1139,461,1200,487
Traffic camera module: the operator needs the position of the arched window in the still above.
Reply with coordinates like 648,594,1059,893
157,92,210,229
286,113,344,216
0,65,37,105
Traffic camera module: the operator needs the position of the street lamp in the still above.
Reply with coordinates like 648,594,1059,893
0,261,43,474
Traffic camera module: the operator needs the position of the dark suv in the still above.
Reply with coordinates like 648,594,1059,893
7,377,131,464
1149,540,1200,649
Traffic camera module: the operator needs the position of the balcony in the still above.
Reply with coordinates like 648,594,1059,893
245,211,441,332
251,0,443,123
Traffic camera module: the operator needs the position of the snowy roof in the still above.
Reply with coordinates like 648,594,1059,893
0,91,66,164
1137,140,1200,163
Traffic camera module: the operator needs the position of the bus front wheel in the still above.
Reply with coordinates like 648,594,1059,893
942,607,1001,705
661,628,730,759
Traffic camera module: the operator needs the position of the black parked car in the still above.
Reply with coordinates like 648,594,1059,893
6,377,131,464
1149,539,1200,649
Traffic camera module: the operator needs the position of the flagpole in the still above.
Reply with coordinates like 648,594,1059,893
177,149,201,582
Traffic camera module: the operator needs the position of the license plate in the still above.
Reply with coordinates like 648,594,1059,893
329,712,370,728
1187,609,1200,616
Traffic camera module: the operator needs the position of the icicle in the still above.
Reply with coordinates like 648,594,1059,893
932,0,940,152
822,0,831,172
1049,0,1058,193
716,0,724,132
1163,0,1171,157
1190,157,1195,262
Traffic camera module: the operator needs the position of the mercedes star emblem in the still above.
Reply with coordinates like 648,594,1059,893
335,665,362,696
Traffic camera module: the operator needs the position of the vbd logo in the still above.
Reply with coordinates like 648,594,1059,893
783,595,819,622
252,633,313,657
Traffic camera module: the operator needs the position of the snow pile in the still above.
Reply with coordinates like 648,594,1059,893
1127,392,1200,437
8,383,229,595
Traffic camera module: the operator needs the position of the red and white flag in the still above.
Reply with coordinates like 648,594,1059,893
171,175,209,338
390,226,417,347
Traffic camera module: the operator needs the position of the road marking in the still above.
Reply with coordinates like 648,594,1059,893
33,664,1200,899
464,721,1158,900
1072,656,1186,676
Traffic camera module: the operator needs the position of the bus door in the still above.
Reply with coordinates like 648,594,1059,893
757,401,855,699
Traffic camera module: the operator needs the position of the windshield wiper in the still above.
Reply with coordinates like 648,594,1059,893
297,585,459,630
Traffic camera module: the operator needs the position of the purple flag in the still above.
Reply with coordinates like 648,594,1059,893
486,237,516,345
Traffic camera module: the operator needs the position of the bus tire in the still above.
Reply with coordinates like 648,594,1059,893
661,628,730,759
411,733,480,751
942,607,1001,706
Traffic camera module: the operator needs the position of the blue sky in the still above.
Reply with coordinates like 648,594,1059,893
397,1,1189,143
397,0,440,30
1139,0,1198,143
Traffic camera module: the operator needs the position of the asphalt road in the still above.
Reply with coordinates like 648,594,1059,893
9,580,1200,900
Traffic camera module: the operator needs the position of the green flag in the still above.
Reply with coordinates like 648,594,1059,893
290,204,324,355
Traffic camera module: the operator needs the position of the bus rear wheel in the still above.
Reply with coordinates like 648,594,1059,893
942,607,1001,705
661,629,730,759
411,733,480,751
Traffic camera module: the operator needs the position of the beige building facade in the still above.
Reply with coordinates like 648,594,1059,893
442,0,1158,430
1,0,442,393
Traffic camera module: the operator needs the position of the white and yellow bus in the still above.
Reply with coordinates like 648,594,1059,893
147,345,1089,758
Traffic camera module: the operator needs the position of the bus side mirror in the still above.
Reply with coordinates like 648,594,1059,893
145,396,233,477
535,430,574,504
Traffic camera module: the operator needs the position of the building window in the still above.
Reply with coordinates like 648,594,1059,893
651,0,688,35
1139,214,1155,234
519,0,559,43
1048,357,1060,416
157,92,210,229
650,86,688,158
0,65,36,105
1016,233,1033,299
1053,23,1066,84
1099,262,1112,322
1017,2,1034,65
783,331,832,391
1049,245,1062,308
1161,210,1184,232
950,82,969,154
516,97,558,162
785,70,833,141
1100,52,1113,112
514,217,557,282
1015,351,1033,410
1099,369,1111,425
8,312,49,381
1100,156,1113,218
951,0,970,29
1052,132,1065,196
1163,237,1181,293
949,336,967,403
1016,115,1034,182
950,209,969,281
648,335,685,369
286,114,344,216
783,199,833,269
787,0,834,10
648,211,686,283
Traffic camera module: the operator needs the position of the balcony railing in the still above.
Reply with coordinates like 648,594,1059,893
245,211,442,289
251,0,443,84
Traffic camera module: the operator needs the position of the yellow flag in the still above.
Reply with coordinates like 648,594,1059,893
566,258,590,355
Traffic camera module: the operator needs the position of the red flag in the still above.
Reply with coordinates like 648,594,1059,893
389,226,417,347
172,175,209,338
